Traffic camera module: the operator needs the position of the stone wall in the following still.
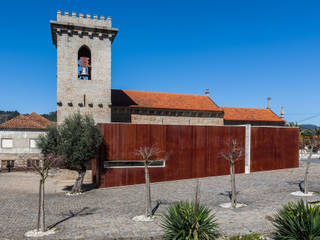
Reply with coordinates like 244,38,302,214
131,114,223,125
0,130,45,169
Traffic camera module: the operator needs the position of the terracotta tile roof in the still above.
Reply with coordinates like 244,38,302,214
111,89,222,112
222,107,285,122
0,112,52,130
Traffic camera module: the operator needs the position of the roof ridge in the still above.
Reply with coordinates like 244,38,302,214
118,89,209,97
27,112,52,123
222,106,271,110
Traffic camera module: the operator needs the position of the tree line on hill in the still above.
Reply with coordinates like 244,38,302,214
286,122,319,131
0,110,57,123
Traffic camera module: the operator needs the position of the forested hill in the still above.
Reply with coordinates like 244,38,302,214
39,111,57,122
0,110,57,123
300,124,319,130
0,111,20,124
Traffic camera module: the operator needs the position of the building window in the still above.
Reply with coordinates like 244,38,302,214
1,139,13,148
27,159,40,168
78,45,91,80
29,139,37,148
104,160,165,168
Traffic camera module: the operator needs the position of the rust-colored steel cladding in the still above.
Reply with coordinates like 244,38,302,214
93,124,299,188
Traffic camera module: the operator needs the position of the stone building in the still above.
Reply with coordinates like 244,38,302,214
111,90,285,126
0,113,52,170
111,90,224,125
50,10,118,124
50,10,284,126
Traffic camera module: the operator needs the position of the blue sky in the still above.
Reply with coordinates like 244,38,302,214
1,0,320,124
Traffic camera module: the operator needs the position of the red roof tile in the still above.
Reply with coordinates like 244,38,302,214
222,107,285,122
111,89,222,112
0,112,52,130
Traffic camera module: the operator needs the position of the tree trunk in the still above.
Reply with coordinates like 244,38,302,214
37,179,42,231
144,164,152,217
41,179,45,232
71,164,86,193
194,179,200,214
231,161,237,208
304,147,313,194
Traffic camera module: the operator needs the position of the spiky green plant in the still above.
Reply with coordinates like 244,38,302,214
270,199,320,240
161,201,219,240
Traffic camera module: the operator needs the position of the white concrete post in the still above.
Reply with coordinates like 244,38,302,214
245,124,251,174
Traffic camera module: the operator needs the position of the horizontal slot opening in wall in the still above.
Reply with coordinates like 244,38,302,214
104,160,165,168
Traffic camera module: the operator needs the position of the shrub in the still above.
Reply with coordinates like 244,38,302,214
270,199,320,239
161,201,219,240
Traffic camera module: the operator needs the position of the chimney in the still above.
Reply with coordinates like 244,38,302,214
267,97,271,110
280,107,284,119
205,88,210,96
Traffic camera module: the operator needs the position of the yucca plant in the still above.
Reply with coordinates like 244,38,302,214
161,201,219,240
270,199,320,240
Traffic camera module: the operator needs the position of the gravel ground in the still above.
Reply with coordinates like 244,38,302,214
0,161,320,239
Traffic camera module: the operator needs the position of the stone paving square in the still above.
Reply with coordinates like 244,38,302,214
0,160,319,239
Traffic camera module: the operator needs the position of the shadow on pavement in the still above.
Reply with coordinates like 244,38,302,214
62,183,96,192
48,207,98,229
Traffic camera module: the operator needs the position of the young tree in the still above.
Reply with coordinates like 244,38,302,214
302,129,319,194
194,179,200,214
37,113,102,194
33,154,64,232
136,145,166,217
220,139,243,208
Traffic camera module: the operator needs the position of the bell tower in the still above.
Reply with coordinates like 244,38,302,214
50,10,118,124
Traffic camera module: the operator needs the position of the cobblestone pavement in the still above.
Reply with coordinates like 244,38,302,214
1,161,320,239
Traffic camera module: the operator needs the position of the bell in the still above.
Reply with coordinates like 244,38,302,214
79,67,89,78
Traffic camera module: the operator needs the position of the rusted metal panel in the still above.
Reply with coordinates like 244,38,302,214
192,126,207,178
95,124,247,188
92,124,298,188
250,127,299,172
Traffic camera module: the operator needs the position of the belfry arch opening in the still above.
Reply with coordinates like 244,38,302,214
78,45,91,80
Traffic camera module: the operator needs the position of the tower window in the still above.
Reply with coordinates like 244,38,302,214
78,45,91,80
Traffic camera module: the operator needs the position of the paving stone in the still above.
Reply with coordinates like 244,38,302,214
0,160,319,239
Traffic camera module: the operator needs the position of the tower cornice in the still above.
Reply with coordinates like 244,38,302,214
50,10,118,46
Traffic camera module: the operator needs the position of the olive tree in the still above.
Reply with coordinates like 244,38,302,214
59,113,102,193
220,139,243,208
33,154,64,232
37,113,102,194
302,129,319,194
136,145,167,217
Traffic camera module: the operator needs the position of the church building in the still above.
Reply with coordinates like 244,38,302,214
50,10,285,127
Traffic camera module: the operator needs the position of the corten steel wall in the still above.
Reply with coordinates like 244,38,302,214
250,127,299,172
94,123,246,188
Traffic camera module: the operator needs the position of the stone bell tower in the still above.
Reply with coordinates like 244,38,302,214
50,10,118,124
